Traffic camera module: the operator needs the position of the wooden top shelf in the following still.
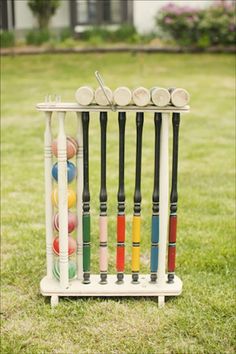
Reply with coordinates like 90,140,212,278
36,103,190,113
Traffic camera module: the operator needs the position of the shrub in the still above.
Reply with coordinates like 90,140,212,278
80,24,141,43
140,31,157,44
0,31,15,48
81,27,112,41
198,2,235,46
87,35,104,46
156,2,236,48
112,24,138,42
26,29,51,45
60,27,73,42
27,0,60,29
59,37,77,48
156,3,202,46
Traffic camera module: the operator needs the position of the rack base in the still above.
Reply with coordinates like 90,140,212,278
40,274,182,307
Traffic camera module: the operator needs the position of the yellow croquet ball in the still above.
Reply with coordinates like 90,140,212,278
52,188,76,209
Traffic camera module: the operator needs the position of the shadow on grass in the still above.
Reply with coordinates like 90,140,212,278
42,295,179,306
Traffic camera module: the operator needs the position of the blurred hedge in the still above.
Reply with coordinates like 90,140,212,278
156,2,235,48
0,31,15,48
81,24,142,44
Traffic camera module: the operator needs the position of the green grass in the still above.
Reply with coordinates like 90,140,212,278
1,53,235,354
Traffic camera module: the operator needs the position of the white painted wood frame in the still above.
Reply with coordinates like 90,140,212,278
41,274,182,297
37,103,189,113
44,112,53,279
57,112,69,289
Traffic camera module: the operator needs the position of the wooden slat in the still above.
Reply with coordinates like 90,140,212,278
36,103,190,113
40,274,183,297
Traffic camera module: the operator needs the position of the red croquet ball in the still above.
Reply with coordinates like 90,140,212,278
51,136,78,159
53,212,77,233
52,236,76,256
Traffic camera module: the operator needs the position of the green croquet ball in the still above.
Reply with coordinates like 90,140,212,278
53,260,76,280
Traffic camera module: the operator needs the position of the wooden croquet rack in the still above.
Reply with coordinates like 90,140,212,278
37,102,189,308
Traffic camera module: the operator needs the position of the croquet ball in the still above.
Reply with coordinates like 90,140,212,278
53,259,77,280
52,236,76,256
51,136,78,159
52,188,76,209
52,161,76,183
53,212,77,233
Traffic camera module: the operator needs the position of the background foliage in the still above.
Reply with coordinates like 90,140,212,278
27,0,60,29
156,2,236,47
1,2,235,49
0,31,15,48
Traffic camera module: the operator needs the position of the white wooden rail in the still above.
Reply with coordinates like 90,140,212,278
37,103,189,113
57,112,69,289
44,112,53,279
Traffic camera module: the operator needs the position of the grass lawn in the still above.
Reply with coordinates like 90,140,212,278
1,53,235,354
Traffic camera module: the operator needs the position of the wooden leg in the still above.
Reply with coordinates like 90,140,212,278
51,295,59,308
158,295,165,308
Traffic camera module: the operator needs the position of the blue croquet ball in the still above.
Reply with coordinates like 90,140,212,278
52,161,76,183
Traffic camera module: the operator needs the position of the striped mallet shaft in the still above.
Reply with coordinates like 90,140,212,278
168,112,180,283
82,112,91,284
132,112,144,283
116,112,126,283
99,112,108,284
150,113,162,282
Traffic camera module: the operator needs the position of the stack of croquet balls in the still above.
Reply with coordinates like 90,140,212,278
51,136,78,280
